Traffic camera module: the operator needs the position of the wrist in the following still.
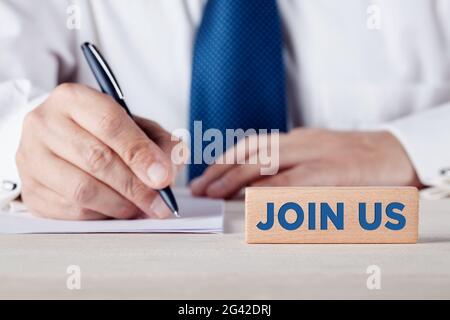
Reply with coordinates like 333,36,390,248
375,131,422,187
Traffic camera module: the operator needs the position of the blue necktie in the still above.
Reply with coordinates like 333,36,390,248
189,0,288,181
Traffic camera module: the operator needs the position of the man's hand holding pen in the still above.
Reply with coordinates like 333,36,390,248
16,83,183,220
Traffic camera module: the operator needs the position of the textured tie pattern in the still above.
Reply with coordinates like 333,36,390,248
189,0,288,180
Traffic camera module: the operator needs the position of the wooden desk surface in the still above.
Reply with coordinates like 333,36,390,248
1,199,450,300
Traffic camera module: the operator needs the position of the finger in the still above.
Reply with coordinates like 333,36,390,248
204,141,290,198
205,163,266,199
53,84,174,189
41,116,165,219
23,143,141,219
251,162,341,187
190,162,235,197
192,133,291,196
190,135,265,196
135,117,189,176
134,117,176,155
21,182,107,221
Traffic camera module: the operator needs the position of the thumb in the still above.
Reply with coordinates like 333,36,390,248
135,117,189,178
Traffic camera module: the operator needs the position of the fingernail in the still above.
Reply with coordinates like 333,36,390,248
150,196,172,219
147,162,169,186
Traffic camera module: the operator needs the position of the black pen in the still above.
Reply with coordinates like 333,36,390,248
81,42,180,218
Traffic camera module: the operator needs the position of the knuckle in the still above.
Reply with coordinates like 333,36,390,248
73,179,97,205
51,84,85,113
23,111,34,128
222,171,239,187
86,144,114,173
225,169,241,184
124,176,150,200
122,140,152,165
23,109,44,128
53,83,79,100
70,207,86,220
73,208,95,220
98,109,126,136
114,202,138,220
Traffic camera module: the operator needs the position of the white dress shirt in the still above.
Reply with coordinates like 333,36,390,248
0,0,449,187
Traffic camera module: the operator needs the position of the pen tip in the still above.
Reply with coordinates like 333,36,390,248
174,211,180,218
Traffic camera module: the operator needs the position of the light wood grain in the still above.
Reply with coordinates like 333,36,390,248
0,196,450,299
246,187,419,244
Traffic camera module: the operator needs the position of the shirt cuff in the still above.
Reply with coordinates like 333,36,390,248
0,79,49,187
382,102,450,186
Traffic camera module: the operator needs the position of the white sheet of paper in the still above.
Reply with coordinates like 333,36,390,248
0,195,225,234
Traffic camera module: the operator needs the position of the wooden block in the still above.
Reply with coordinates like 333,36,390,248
246,187,419,244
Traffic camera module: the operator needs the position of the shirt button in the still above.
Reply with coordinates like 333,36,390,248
1,180,18,192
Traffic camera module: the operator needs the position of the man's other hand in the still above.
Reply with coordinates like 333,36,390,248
191,129,421,199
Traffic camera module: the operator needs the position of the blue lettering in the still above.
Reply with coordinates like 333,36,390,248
308,203,316,230
257,202,275,231
320,203,344,230
278,202,304,231
359,203,383,231
385,202,406,231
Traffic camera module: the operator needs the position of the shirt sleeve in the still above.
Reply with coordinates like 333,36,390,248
384,102,450,186
0,0,76,183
